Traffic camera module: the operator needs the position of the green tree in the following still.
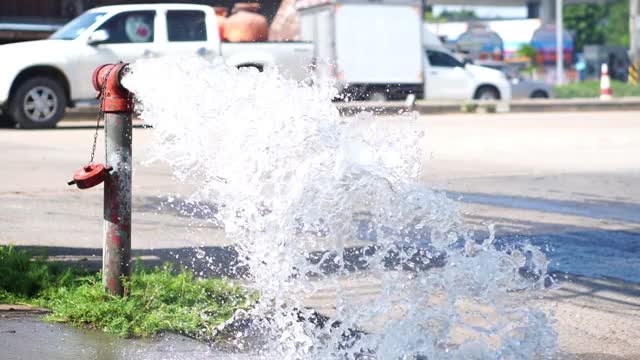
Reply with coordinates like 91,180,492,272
517,43,538,75
517,43,538,60
425,8,477,22
516,44,538,76
563,3,606,51
602,0,630,47
439,9,477,21
563,0,629,51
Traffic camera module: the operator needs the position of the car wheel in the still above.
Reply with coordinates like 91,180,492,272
9,77,66,129
530,90,549,99
474,86,500,101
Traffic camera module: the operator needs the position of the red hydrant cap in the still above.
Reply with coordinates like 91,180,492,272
70,163,112,189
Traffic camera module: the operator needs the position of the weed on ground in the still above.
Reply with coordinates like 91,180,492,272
554,80,640,98
0,245,253,339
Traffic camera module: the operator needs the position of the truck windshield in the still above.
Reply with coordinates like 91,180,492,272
50,12,107,40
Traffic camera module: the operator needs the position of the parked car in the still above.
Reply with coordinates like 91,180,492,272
0,3,313,128
477,61,554,99
509,76,554,99
423,46,512,101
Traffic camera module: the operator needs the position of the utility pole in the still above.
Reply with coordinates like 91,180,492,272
631,0,638,63
631,0,639,85
556,0,564,85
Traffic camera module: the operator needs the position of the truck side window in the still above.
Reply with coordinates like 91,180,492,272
167,10,207,42
97,11,155,44
427,50,463,68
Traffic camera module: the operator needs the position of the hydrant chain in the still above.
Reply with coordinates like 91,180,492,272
67,66,118,190
89,66,115,165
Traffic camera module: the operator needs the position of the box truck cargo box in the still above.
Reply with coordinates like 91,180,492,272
298,0,424,100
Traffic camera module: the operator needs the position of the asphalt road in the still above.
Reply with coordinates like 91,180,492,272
4,111,638,278
1,110,639,357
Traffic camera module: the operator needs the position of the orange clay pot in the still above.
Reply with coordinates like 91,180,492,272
214,6,228,40
224,3,268,42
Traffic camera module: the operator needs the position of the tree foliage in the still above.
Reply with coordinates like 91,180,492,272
517,44,538,75
439,9,477,21
564,0,629,51
425,8,477,22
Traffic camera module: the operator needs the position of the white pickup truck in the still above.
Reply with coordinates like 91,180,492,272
0,3,313,128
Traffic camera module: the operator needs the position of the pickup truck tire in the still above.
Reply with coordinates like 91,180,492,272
0,114,15,128
9,77,66,129
474,86,500,101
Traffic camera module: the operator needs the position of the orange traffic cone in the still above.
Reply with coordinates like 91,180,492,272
600,63,612,100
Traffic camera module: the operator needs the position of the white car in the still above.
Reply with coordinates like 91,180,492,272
0,4,312,128
424,47,511,101
476,62,554,99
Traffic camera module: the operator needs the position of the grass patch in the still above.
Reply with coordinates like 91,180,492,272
554,80,640,98
0,245,253,339
0,245,78,303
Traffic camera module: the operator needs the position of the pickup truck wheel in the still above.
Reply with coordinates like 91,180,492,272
9,77,66,129
0,113,15,128
474,86,500,101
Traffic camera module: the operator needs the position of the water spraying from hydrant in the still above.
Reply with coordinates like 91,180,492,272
123,57,558,359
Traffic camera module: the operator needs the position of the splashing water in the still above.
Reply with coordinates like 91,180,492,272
123,57,557,359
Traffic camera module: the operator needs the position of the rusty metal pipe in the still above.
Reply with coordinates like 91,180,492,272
93,63,133,296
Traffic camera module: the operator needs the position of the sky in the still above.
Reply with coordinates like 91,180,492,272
433,5,528,19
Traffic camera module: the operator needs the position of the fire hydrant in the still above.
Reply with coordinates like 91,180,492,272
93,63,133,296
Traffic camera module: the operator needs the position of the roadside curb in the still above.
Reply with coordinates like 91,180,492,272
337,97,640,116
0,304,49,314
63,97,640,121
509,97,640,113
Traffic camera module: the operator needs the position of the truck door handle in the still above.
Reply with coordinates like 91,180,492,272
143,49,156,57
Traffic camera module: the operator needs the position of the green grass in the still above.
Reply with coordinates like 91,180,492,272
0,245,78,302
0,245,253,339
554,80,640,98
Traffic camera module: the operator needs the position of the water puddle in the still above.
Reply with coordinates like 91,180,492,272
0,314,223,360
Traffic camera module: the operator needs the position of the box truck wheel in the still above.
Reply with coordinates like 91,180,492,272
367,90,387,102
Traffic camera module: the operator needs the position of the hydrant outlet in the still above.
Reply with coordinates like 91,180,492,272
92,63,132,113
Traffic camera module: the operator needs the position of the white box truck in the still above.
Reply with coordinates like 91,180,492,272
297,0,424,101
